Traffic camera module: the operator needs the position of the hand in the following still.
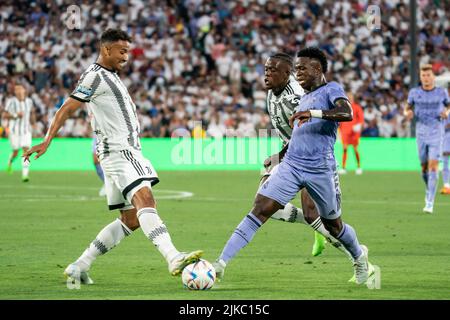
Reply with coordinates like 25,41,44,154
17,111,24,118
403,109,414,121
352,123,362,133
263,153,280,169
23,141,50,162
440,109,449,120
289,111,312,128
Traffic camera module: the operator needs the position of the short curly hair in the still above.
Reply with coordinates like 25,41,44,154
297,47,328,73
270,52,294,70
100,28,132,44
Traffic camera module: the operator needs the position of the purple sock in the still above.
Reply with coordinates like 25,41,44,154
426,170,438,204
443,157,449,186
219,213,262,264
337,224,363,259
95,163,104,182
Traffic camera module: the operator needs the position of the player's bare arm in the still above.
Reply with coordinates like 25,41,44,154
23,97,83,161
440,105,450,120
289,98,353,127
403,103,414,120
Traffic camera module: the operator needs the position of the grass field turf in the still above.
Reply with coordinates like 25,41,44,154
0,170,449,300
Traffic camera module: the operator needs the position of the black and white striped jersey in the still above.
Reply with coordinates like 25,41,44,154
70,63,141,155
266,76,304,144
5,97,33,136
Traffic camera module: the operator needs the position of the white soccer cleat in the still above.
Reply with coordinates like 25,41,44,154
169,250,203,276
423,203,433,214
64,263,94,285
338,168,347,175
212,259,226,282
99,185,106,197
352,245,370,285
355,168,363,175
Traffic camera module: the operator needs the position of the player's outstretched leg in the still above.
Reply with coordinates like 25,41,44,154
322,217,373,285
6,150,18,174
213,194,282,282
22,147,30,182
64,218,133,285
424,159,439,213
354,146,362,175
132,187,202,276
440,155,450,194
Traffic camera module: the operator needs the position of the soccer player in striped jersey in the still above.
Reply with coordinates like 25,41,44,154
4,83,35,182
404,64,450,213
24,29,202,285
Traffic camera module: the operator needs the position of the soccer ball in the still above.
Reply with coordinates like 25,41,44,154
182,259,216,290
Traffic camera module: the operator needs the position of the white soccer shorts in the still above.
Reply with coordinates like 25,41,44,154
100,149,159,211
9,133,31,150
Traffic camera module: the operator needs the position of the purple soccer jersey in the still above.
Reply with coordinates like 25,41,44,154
284,81,348,169
407,86,449,142
258,82,348,218
408,86,450,162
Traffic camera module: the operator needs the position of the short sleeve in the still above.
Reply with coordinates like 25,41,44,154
70,71,101,103
327,82,348,107
4,98,13,113
443,89,450,106
407,89,415,106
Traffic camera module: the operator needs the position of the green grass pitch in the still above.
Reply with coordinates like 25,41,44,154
0,170,449,299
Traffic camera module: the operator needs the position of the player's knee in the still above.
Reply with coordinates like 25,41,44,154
321,218,342,237
120,214,140,230
132,187,156,209
252,197,278,223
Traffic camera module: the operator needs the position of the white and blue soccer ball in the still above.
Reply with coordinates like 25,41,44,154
182,259,216,290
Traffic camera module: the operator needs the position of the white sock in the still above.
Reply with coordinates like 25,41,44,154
76,218,132,271
137,207,180,262
271,203,306,224
310,217,353,260
22,157,29,177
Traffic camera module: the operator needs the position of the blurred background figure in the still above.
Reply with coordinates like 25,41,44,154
339,91,364,175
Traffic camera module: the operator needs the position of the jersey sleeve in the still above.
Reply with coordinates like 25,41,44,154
327,82,348,107
443,89,450,106
4,98,13,113
407,89,415,106
70,71,101,103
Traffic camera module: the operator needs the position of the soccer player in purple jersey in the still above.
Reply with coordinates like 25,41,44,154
404,64,450,213
213,47,374,286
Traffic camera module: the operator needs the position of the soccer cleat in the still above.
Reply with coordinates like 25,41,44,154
355,168,363,175
212,259,226,282
440,186,450,195
348,262,375,284
64,263,94,285
338,168,347,175
352,245,371,285
423,203,433,214
311,231,326,256
169,250,203,276
22,176,29,183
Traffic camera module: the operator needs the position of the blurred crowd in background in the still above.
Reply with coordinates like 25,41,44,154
0,0,449,139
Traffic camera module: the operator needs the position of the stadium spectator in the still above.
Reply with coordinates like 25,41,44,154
0,0,448,139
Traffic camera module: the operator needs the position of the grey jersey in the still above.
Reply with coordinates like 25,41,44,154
70,63,141,156
267,76,304,144
5,97,33,136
